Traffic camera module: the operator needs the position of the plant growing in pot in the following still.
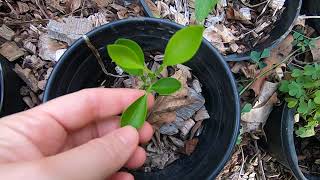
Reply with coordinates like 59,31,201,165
44,18,240,179
263,33,320,179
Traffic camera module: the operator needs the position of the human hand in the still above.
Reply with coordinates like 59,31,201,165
0,88,154,180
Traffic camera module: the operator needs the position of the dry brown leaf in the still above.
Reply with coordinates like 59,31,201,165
66,0,82,12
190,120,203,139
251,35,293,96
0,41,25,62
242,81,279,133
183,138,199,156
149,111,177,127
145,0,161,17
250,74,265,97
0,24,15,41
94,0,113,8
38,34,67,61
311,38,320,61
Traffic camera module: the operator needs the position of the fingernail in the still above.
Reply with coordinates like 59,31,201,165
116,126,139,146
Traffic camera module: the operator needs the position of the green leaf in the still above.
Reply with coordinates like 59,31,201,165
195,0,219,23
236,127,243,145
121,94,148,129
151,77,182,95
295,119,318,138
260,48,270,58
250,51,261,63
107,44,144,70
291,69,303,77
241,103,252,114
115,38,145,64
163,26,204,66
293,32,301,39
304,65,315,76
279,80,290,93
258,61,267,69
288,81,304,98
298,100,308,115
285,98,298,108
314,96,320,104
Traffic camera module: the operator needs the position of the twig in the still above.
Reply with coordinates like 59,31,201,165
240,0,268,8
299,15,320,19
35,0,50,19
254,140,266,180
239,49,300,95
4,0,18,16
256,0,272,21
82,35,129,78
237,146,247,180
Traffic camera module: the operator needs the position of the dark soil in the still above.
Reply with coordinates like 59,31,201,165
295,128,320,176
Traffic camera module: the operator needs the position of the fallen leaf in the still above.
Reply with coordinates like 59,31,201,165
242,81,279,133
311,38,320,61
182,138,199,156
145,0,161,17
66,0,82,12
94,0,113,8
38,34,67,61
149,111,177,127
251,35,293,96
0,41,25,62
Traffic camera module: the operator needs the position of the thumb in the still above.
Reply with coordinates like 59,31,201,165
42,126,139,180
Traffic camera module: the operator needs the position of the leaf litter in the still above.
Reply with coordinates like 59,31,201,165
146,0,286,55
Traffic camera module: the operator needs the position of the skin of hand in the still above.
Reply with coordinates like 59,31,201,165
0,88,154,180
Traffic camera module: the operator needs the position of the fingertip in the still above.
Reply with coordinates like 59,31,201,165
117,126,139,147
125,147,146,169
147,93,155,108
108,172,134,180
138,122,154,144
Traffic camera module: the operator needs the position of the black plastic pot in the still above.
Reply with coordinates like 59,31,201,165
44,18,240,179
264,104,319,180
303,0,320,33
0,55,26,117
139,0,302,62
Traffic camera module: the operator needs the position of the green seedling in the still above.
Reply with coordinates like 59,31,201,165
250,48,270,69
107,26,204,129
292,31,316,52
279,64,320,138
195,0,220,23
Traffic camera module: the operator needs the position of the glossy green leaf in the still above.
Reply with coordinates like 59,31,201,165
241,103,252,114
115,38,145,64
163,26,204,66
151,77,182,95
314,96,320,104
295,119,318,138
279,80,290,93
250,51,261,63
285,98,298,108
107,44,144,70
288,81,304,98
195,0,219,23
260,48,270,58
291,69,303,77
297,100,308,115
120,94,148,129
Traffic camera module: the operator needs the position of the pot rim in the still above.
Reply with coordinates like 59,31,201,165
44,17,240,178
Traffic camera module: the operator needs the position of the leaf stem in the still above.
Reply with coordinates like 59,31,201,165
239,49,301,96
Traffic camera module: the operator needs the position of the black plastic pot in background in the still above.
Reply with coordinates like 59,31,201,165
0,55,26,117
263,104,319,180
302,0,320,33
139,0,302,62
44,17,240,179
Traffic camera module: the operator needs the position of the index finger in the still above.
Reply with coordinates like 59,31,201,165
33,88,154,131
